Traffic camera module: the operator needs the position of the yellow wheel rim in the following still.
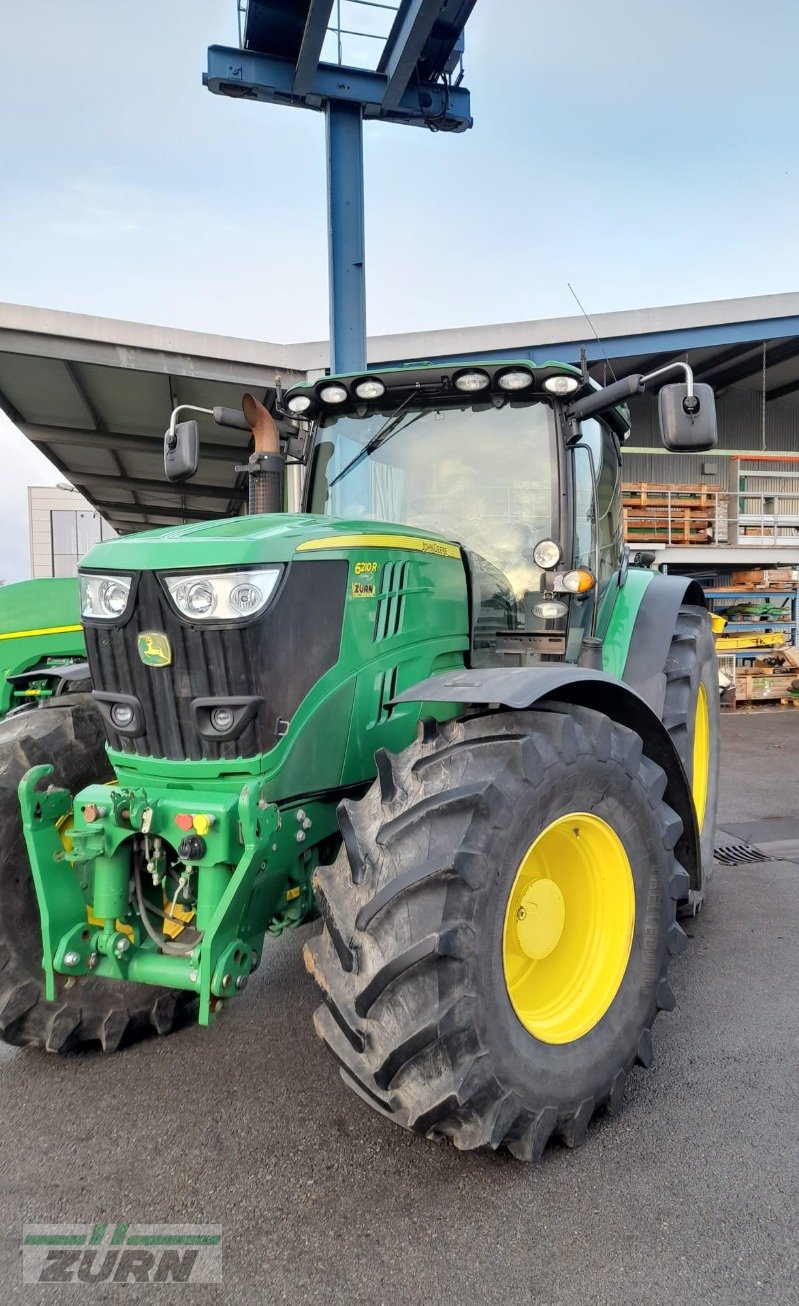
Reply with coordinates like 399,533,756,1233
502,813,635,1044
692,683,710,830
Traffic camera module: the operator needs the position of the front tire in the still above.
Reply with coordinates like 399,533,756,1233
305,706,689,1159
0,698,192,1052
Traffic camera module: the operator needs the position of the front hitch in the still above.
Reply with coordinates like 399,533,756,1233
18,766,289,1024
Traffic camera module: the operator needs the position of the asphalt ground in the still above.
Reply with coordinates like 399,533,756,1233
1,709,797,1304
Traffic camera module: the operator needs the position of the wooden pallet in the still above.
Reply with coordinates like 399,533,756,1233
623,482,721,545
622,482,722,509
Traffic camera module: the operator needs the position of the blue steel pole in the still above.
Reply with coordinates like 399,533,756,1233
325,99,367,375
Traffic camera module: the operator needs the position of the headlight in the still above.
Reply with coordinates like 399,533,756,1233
497,369,534,391
531,600,568,620
354,377,386,400
454,370,491,393
288,393,312,414
532,539,562,569
318,384,348,405
210,706,235,732
163,567,282,621
111,702,135,728
543,374,580,396
80,573,132,619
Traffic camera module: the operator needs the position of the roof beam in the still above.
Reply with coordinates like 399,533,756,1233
693,342,761,378
205,45,472,131
766,377,799,403
90,498,221,524
0,383,23,425
66,469,243,502
293,0,335,96
701,338,799,389
379,0,442,111
23,423,247,463
62,360,139,510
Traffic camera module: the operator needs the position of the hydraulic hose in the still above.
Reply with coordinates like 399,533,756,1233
133,858,198,958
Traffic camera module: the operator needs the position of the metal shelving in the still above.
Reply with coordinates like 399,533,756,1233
705,586,799,659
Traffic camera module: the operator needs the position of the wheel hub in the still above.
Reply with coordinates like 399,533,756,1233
502,812,636,1045
515,878,565,960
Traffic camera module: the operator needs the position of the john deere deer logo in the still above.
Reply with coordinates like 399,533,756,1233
137,632,172,667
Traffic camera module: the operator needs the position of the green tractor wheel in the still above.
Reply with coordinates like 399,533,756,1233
663,605,720,909
305,705,689,1159
0,699,192,1052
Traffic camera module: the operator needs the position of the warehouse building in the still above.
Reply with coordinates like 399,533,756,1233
28,485,115,578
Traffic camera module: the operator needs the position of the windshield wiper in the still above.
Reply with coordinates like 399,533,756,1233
328,400,426,490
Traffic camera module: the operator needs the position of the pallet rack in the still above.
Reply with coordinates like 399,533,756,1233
704,585,799,660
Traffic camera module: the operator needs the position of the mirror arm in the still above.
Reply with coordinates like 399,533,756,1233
167,404,214,439
640,360,695,401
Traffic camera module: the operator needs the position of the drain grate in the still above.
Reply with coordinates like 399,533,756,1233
713,840,770,866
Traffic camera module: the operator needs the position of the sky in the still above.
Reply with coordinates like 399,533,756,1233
2,0,799,577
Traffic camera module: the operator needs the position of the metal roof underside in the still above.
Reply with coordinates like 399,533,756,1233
4,292,799,531
0,305,304,533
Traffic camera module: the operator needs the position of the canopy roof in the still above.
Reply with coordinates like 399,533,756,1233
0,304,304,532
3,291,799,531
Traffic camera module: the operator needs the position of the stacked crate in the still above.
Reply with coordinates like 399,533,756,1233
623,482,724,545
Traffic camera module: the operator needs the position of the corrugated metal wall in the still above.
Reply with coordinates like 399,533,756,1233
624,387,799,492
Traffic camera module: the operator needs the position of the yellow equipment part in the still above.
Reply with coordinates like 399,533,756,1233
715,632,785,650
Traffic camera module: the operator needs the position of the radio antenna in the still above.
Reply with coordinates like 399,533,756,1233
567,282,617,383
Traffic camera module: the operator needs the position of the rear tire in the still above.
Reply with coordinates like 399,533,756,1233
305,706,688,1159
0,697,192,1052
663,605,720,910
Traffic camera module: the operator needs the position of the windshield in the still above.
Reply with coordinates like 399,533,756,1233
306,400,558,643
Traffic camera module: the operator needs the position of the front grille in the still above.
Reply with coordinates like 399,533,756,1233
85,561,347,761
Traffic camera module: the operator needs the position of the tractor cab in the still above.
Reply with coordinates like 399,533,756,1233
285,359,716,668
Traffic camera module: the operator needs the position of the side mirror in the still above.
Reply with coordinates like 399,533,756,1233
658,382,717,452
164,419,199,482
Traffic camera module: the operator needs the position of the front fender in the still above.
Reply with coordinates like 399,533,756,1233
621,573,706,715
394,665,701,889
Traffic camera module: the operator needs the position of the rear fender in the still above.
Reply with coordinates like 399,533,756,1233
393,665,700,889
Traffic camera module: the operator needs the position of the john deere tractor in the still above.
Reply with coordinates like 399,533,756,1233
0,358,720,1160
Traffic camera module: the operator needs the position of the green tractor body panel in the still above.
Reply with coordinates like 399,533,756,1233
14,360,704,1034
0,577,85,717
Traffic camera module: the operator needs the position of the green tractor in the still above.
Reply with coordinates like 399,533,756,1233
0,577,88,719
0,358,720,1160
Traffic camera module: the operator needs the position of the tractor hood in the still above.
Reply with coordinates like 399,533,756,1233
80,513,459,572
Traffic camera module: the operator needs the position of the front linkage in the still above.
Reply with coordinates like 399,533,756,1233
18,767,336,1025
